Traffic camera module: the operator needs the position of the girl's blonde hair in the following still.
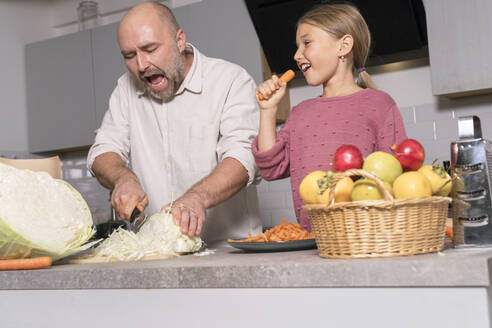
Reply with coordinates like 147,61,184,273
298,2,376,89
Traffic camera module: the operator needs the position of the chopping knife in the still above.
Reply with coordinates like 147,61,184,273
95,206,146,238
128,207,147,233
129,207,140,228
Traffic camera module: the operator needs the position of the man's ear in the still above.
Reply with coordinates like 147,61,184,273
176,29,186,53
338,34,354,57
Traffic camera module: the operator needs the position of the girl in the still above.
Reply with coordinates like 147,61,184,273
252,3,408,231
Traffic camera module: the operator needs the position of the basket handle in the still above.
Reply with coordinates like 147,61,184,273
434,178,452,195
328,169,394,204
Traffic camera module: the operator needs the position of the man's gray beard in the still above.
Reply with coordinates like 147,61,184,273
148,53,185,102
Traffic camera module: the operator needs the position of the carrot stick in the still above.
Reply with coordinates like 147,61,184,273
257,69,295,100
0,256,52,271
445,226,453,241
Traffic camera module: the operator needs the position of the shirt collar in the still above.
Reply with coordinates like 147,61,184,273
176,43,202,95
135,43,202,98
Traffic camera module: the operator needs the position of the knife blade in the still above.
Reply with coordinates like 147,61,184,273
129,207,149,233
128,208,141,233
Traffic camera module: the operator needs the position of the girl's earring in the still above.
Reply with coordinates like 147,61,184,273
339,55,345,62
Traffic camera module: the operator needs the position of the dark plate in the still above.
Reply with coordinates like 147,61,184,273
227,239,317,252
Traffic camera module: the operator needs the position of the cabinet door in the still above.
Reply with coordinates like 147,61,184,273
25,30,96,152
92,22,127,128
425,0,492,97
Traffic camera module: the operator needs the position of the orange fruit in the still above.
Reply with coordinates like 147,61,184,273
299,171,326,204
300,171,354,204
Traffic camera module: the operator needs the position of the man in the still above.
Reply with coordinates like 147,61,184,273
87,2,261,241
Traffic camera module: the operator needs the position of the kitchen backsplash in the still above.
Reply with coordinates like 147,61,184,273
59,151,110,225
49,94,492,229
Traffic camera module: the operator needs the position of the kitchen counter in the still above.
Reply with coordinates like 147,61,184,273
1,241,492,289
2,242,492,328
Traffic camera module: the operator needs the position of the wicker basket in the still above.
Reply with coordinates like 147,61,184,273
304,169,452,259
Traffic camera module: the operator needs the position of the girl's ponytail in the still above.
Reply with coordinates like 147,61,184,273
356,68,377,90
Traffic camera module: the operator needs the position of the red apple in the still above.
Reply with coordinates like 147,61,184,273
333,145,363,172
390,138,425,171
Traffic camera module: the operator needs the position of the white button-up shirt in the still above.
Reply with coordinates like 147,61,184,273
87,44,262,242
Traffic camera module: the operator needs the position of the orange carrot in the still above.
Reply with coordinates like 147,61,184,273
278,69,295,82
257,69,295,100
0,256,52,271
445,226,453,241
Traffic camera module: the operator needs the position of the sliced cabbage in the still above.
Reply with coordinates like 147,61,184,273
90,210,203,262
0,163,96,260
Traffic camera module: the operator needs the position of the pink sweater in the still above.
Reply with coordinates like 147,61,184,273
252,88,407,231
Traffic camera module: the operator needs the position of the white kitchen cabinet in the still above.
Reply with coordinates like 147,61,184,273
424,0,492,97
25,23,126,152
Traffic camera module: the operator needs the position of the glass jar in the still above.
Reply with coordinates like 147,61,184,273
77,1,100,31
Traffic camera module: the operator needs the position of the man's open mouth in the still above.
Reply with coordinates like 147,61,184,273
144,74,166,90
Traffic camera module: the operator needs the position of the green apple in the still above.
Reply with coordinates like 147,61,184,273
362,151,402,184
351,179,393,201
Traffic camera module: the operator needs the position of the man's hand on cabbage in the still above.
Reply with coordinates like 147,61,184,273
164,190,207,237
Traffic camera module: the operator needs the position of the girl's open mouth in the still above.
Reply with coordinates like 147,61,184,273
299,63,311,72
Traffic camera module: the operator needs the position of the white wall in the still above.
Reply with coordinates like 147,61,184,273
0,1,56,152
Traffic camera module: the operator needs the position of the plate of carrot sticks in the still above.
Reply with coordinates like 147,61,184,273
227,218,316,252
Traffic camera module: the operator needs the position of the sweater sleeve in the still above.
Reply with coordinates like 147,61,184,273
251,118,292,181
377,99,408,152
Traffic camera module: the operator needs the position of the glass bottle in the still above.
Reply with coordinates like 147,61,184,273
77,1,100,31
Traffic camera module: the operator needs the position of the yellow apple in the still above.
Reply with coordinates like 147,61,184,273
393,171,432,199
418,165,452,196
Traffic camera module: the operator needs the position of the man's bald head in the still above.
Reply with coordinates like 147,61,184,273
120,1,180,37
117,1,189,101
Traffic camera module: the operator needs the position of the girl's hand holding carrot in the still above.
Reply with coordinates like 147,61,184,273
256,69,295,110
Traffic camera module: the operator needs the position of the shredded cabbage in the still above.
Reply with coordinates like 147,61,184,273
0,163,96,260
90,210,203,262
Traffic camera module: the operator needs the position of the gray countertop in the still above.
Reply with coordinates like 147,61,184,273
2,241,492,290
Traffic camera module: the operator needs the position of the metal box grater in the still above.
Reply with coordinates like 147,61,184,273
451,116,492,246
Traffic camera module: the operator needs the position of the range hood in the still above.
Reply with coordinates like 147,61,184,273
245,0,428,74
